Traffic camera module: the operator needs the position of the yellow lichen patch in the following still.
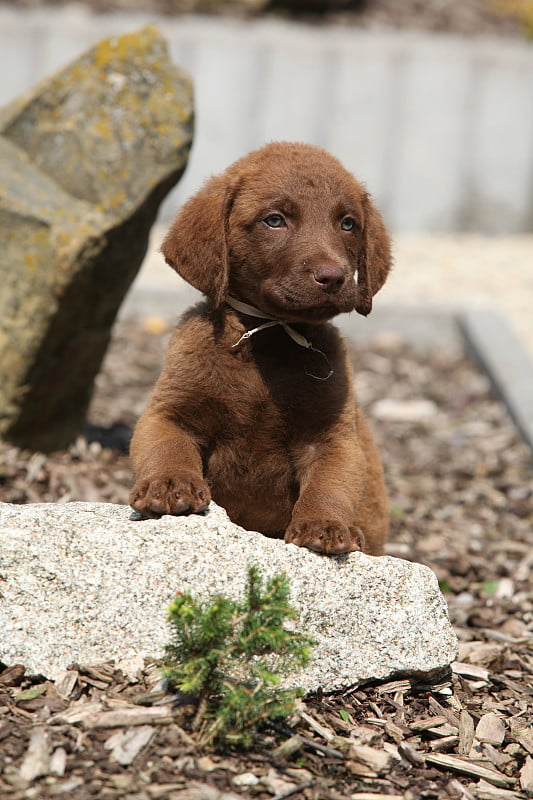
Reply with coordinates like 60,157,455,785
91,118,114,141
104,189,128,210
93,26,163,71
54,231,72,247
23,252,38,273
120,127,136,145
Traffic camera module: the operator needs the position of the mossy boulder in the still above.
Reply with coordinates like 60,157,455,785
0,25,193,452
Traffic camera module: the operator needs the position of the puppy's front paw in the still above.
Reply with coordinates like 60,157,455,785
285,520,365,555
130,473,211,519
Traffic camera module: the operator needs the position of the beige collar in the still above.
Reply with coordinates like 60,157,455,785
226,295,313,350
226,295,333,380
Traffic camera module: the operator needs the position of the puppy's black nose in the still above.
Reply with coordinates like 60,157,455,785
313,265,345,293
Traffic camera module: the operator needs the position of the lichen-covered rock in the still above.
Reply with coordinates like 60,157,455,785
0,501,458,691
0,26,193,451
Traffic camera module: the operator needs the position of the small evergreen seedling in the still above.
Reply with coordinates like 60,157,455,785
164,565,313,747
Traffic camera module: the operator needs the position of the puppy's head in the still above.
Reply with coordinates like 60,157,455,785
162,142,392,319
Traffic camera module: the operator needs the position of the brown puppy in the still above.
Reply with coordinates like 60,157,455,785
130,142,392,555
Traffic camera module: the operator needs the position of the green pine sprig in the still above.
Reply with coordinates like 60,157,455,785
163,565,314,747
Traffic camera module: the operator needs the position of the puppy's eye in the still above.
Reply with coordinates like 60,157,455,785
340,216,356,232
264,213,286,228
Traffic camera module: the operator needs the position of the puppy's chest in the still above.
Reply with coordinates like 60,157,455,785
204,349,345,441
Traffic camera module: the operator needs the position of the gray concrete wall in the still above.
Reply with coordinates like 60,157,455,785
1,6,533,233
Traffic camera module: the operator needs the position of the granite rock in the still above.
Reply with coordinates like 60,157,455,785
0,26,193,452
0,501,458,692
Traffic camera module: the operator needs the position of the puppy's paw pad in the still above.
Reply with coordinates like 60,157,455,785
130,474,211,518
285,520,364,555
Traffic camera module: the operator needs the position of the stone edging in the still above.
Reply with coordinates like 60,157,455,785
459,309,533,454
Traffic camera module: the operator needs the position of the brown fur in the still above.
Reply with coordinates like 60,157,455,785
130,142,392,555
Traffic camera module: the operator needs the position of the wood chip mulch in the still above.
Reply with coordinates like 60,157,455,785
9,0,531,40
1,319,532,800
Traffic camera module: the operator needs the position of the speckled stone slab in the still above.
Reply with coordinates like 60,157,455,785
0,501,457,692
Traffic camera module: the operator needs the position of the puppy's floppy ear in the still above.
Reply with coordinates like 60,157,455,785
355,193,392,317
161,175,238,307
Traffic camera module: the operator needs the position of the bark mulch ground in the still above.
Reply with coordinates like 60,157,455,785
8,0,533,39
1,319,532,799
